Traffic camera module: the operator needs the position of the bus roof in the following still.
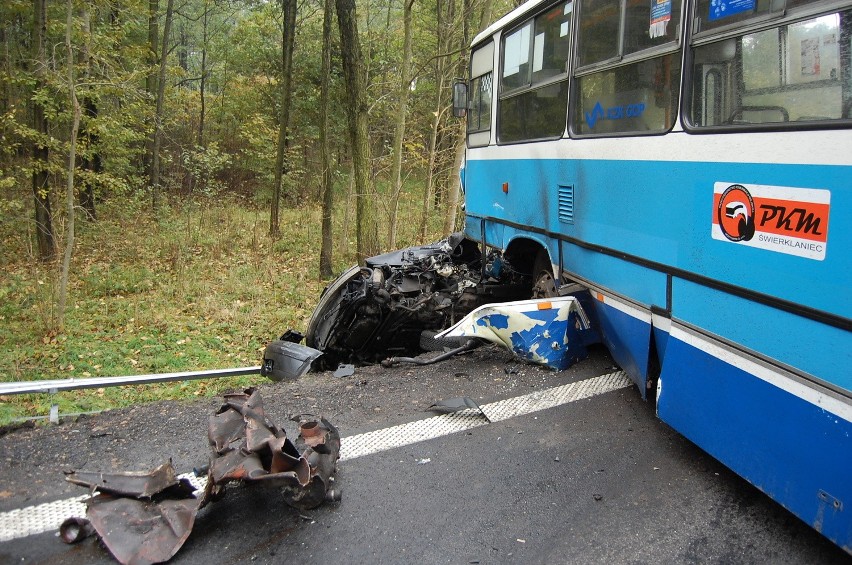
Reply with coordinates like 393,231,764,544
472,0,553,47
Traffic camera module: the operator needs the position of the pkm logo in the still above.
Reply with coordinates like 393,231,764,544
717,184,755,242
712,181,831,261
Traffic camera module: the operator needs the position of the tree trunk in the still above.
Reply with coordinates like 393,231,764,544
419,76,446,242
178,22,188,72
58,0,81,330
318,0,334,278
479,0,495,30
443,125,465,234
149,0,174,211
444,0,473,235
31,0,54,260
79,9,97,221
198,0,208,147
419,0,453,242
269,0,296,238
336,0,379,262
144,0,159,180
387,0,414,249
79,105,100,221
146,0,159,96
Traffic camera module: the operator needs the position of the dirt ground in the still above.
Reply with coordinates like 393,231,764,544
0,344,618,514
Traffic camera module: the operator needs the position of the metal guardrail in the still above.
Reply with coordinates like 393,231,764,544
0,366,262,423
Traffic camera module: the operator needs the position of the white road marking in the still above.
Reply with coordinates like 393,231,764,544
0,371,631,543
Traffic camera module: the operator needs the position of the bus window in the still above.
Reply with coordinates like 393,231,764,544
498,2,572,143
576,0,620,66
578,0,682,67
573,55,681,134
469,74,493,132
468,42,494,147
687,9,851,127
572,0,683,135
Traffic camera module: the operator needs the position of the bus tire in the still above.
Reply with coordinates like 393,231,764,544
532,249,557,298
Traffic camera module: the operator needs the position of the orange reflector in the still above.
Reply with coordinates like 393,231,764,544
537,301,552,310
502,182,509,193
596,293,604,302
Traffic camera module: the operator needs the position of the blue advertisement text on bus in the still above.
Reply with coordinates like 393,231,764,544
585,101,646,129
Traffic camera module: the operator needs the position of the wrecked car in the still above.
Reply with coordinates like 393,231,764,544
305,233,532,369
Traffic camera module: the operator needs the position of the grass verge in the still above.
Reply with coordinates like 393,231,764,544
0,183,447,423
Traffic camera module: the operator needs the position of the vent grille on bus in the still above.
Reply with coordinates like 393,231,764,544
558,184,574,224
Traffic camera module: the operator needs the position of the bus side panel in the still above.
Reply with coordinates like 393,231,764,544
657,331,852,550
560,242,669,311
672,279,851,393
587,296,652,396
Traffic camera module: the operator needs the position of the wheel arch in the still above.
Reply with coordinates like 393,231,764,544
503,236,550,277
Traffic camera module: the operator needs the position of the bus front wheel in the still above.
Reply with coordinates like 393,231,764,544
531,250,557,298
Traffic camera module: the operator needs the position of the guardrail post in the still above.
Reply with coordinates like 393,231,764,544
49,387,59,424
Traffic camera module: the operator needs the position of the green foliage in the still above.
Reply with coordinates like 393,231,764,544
181,142,231,196
0,188,442,423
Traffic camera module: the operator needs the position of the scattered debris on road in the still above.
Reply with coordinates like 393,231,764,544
260,330,323,382
61,388,340,565
332,364,355,378
61,461,201,565
427,396,490,421
208,387,341,510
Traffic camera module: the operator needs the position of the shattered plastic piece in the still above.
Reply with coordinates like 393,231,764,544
437,296,591,370
427,396,490,421
260,340,323,382
333,364,355,378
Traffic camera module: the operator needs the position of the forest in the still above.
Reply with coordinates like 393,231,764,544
0,0,515,421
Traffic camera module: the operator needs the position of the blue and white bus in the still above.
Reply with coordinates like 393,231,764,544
455,0,851,551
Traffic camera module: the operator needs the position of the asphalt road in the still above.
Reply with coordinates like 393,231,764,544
1,346,849,564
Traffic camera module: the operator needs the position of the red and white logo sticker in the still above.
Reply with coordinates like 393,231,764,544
712,182,830,260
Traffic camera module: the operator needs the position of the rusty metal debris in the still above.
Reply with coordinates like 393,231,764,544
65,461,186,498
58,516,95,544
87,495,200,565
207,387,341,510
62,388,340,564
61,461,200,565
